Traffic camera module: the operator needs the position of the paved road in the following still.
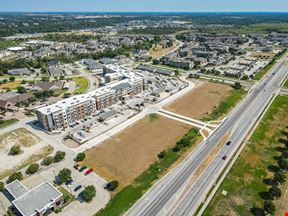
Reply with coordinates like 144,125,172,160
125,55,288,216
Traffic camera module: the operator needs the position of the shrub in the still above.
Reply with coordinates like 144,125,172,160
26,163,39,174
81,185,96,202
268,186,282,199
0,181,4,191
75,153,86,162
157,151,166,159
8,172,23,183
263,200,276,215
172,146,181,152
42,156,53,166
9,145,21,155
54,151,66,162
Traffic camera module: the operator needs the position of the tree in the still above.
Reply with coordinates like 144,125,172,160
268,186,282,199
263,201,276,215
8,172,23,183
105,180,119,191
6,207,16,216
273,172,286,184
9,145,21,155
9,76,15,82
63,92,71,98
26,163,39,174
0,181,4,191
278,158,288,171
81,185,96,202
42,156,53,166
233,82,242,90
282,150,288,158
75,152,86,162
17,86,27,93
54,151,66,162
241,75,249,80
57,168,71,184
152,59,160,65
174,70,180,76
157,151,166,159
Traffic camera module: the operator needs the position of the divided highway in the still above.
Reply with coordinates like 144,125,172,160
125,55,288,216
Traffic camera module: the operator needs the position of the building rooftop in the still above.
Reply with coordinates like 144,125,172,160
11,181,62,216
5,180,29,199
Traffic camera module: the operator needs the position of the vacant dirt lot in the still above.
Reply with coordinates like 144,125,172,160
164,81,232,119
82,115,190,187
0,128,40,148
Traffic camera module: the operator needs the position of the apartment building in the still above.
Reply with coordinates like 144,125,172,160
37,64,146,131
36,94,97,131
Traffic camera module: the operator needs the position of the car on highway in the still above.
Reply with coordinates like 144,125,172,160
74,185,83,192
226,141,232,146
222,155,227,160
85,168,94,176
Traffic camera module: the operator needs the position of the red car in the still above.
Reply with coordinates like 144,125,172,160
85,168,94,175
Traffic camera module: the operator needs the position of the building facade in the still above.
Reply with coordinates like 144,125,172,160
37,64,146,131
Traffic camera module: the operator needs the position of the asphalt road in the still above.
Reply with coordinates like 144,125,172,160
125,56,288,216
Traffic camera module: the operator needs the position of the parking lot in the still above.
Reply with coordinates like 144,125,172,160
0,157,110,216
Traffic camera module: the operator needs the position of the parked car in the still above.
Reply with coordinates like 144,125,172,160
74,163,80,170
74,185,83,192
226,141,232,146
65,178,73,186
79,166,87,172
85,168,94,176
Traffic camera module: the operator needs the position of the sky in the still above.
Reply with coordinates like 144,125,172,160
1,0,288,12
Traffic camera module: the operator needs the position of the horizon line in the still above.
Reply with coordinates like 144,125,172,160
0,11,288,13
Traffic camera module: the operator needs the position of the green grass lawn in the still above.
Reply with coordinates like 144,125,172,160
283,78,288,89
72,77,89,94
203,89,246,121
96,128,200,216
203,95,288,216
56,186,75,213
0,119,18,129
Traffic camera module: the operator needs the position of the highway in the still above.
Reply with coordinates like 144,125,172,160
125,55,288,216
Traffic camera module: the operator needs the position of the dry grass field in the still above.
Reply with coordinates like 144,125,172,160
0,81,21,90
164,81,232,119
149,42,179,59
0,128,40,148
82,115,191,187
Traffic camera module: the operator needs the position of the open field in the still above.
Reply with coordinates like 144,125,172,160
0,145,54,180
0,81,21,90
82,115,191,187
0,128,40,148
165,81,245,120
203,95,288,216
149,42,179,59
97,124,201,216
72,76,89,94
